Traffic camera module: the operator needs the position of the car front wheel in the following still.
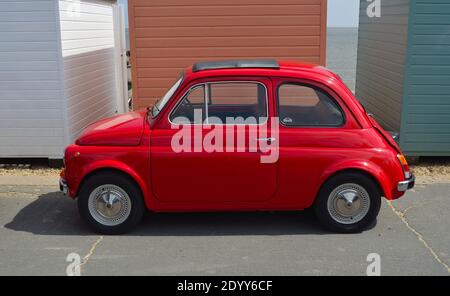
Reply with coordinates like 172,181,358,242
78,172,145,234
314,172,381,233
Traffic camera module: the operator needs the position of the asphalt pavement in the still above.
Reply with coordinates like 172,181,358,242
0,176,448,276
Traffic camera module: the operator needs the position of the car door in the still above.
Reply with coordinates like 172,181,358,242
274,78,354,209
150,77,277,203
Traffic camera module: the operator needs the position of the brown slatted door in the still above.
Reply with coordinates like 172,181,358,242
128,0,327,109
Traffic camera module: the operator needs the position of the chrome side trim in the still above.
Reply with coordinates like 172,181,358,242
205,82,210,124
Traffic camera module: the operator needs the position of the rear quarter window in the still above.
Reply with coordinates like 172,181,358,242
277,83,345,127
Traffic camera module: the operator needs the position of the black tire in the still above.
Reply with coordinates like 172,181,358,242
314,172,381,233
77,171,145,234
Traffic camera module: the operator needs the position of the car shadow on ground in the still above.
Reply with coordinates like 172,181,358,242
5,191,376,236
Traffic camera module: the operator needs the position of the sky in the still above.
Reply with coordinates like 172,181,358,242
117,0,360,28
328,0,360,27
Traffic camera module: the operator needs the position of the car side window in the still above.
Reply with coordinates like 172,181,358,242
207,82,267,124
170,81,267,125
170,85,206,124
277,83,344,126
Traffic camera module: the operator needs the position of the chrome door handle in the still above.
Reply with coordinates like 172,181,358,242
256,137,276,143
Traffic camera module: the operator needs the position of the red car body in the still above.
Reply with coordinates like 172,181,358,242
61,60,412,218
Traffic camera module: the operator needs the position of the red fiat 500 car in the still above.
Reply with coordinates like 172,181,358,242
60,60,414,234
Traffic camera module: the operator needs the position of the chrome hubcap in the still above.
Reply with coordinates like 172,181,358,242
327,183,370,224
88,184,131,226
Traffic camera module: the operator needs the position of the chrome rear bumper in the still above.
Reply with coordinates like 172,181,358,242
397,174,415,192
59,178,68,195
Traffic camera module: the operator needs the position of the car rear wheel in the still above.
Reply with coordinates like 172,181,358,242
314,172,381,233
78,171,145,234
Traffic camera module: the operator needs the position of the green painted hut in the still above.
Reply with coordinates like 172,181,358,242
356,0,450,156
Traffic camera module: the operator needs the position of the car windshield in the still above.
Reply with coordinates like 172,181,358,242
151,76,183,117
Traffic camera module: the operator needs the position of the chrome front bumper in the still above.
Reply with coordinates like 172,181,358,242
59,178,68,195
397,174,415,192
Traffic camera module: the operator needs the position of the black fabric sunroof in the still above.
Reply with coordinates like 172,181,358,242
192,60,280,72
